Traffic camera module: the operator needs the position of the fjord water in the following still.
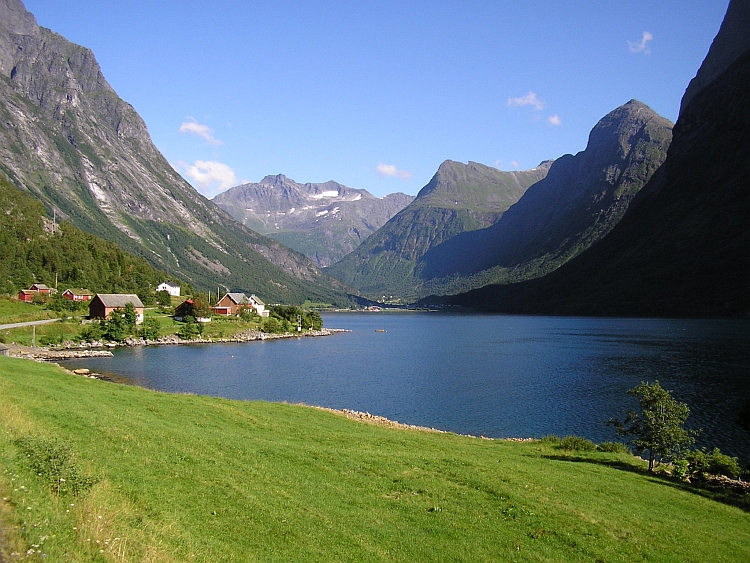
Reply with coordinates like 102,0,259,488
66,314,750,462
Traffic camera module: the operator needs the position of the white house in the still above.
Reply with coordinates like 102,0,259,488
249,294,269,317
157,282,181,297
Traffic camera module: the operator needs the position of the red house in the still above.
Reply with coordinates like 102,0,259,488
18,289,37,302
29,283,52,294
62,288,93,301
89,294,145,324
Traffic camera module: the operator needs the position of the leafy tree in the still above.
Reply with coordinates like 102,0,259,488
122,302,138,332
103,310,128,342
261,316,283,334
155,290,172,308
178,316,199,340
139,317,160,340
608,381,697,471
192,295,212,319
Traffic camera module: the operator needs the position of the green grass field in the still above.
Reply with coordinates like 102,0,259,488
0,357,747,562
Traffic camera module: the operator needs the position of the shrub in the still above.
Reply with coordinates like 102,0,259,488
539,435,561,446
681,448,741,479
139,317,160,340
559,435,597,452
598,441,630,453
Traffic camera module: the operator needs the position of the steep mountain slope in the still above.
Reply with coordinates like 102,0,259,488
0,175,175,299
325,160,552,300
0,0,350,305
418,100,672,292
213,175,414,267
440,2,749,317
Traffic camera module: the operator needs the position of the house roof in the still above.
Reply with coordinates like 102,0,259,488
18,289,35,295
225,292,249,304
63,288,92,295
92,294,145,308
30,283,50,290
249,294,265,306
159,281,180,288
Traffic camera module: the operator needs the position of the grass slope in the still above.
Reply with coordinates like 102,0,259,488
0,358,747,562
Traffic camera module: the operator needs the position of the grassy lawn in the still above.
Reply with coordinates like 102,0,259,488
0,297,56,325
0,357,748,562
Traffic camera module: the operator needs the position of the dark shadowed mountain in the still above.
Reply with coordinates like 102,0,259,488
418,100,672,291
0,0,351,305
438,1,749,317
213,175,414,267
325,160,552,300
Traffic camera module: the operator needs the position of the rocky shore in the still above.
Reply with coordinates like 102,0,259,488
314,406,536,442
7,328,350,361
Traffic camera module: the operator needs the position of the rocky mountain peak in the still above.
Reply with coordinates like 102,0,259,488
0,0,38,36
585,100,672,161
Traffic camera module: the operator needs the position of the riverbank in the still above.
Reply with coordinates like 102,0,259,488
6,327,350,361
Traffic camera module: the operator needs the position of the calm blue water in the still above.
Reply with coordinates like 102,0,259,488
65,313,750,462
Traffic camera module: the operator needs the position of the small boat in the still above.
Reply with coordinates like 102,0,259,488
375,329,386,332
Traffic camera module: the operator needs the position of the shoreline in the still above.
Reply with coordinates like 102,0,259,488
6,327,351,361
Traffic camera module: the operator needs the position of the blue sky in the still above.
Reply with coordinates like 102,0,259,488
24,1,729,198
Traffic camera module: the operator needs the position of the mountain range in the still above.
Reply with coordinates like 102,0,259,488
327,100,672,301
0,0,351,306
325,160,552,299
433,0,749,317
212,175,413,268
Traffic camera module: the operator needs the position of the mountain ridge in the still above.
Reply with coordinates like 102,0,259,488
0,0,351,305
438,1,749,318
213,175,414,267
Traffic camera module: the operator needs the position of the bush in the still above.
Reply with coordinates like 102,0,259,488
139,317,160,340
680,448,741,479
598,441,630,453
539,435,561,446
76,321,104,343
177,316,199,340
559,435,597,452
261,316,284,334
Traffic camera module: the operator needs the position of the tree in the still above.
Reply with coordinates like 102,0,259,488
608,381,697,471
155,290,172,308
139,317,160,340
191,295,212,319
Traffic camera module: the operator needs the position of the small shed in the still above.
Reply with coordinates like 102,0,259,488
18,289,37,302
89,294,145,324
62,288,93,301
157,282,181,297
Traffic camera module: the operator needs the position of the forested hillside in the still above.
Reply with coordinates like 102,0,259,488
0,175,176,299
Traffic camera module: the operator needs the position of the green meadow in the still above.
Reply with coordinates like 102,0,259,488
0,357,747,562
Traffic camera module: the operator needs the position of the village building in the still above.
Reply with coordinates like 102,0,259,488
89,294,145,324
17,289,37,302
62,288,93,301
29,283,52,294
173,299,211,323
248,294,269,317
212,292,269,317
157,282,181,297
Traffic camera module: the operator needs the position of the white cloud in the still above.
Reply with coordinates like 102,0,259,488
548,114,562,126
376,163,413,180
179,160,238,197
507,92,546,111
510,160,520,169
628,31,653,54
179,119,223,146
